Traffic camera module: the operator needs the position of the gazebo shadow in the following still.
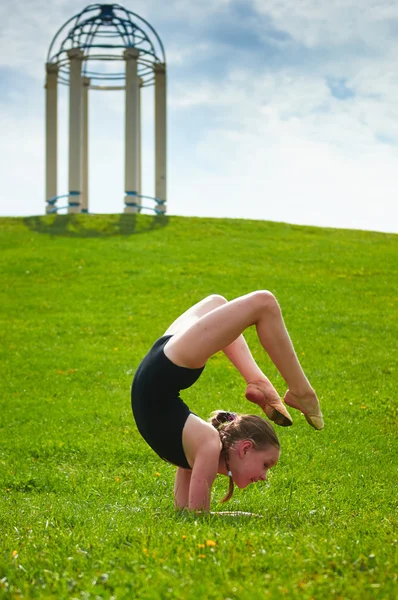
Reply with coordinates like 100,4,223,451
23,213,169,238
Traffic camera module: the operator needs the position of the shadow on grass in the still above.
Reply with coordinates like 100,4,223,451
23,213,169,238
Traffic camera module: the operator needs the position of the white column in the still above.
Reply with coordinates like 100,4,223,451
68,48,84,214
81,77,90,213
45,63,58,213
154,63,167,212
138,78,143,206
124,48,140,214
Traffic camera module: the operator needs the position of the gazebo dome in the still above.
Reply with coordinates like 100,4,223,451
47,3,166,88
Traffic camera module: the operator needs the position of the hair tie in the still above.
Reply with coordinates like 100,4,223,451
226,411,237,422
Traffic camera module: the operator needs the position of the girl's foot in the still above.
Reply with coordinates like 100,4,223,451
245,382,293,427
284,389,324,430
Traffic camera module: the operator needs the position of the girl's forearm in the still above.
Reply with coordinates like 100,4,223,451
187,451,218,512
188,479,211,512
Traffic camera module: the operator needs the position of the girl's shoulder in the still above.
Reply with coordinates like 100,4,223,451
182,414,221,467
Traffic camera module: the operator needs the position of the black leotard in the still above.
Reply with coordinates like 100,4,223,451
131,335,205,469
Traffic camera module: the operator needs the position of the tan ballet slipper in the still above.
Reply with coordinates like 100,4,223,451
284,389,324,430
245,382,293,427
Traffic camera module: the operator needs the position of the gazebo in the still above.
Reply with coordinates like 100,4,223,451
45,3,167,215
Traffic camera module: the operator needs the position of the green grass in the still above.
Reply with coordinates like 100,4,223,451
0,213,397,599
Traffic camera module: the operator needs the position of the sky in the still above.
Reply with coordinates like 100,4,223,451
1,0,398,233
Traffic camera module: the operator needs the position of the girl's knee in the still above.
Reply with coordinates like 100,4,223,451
250,290,280,315
207,294,228,307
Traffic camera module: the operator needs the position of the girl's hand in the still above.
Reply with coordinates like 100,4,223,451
210,511,263,517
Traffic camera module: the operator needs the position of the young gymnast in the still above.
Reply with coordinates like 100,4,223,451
131,291,323,512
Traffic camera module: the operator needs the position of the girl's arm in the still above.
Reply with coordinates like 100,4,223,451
174,468,192,510
187,440,220,512
177,414,222,512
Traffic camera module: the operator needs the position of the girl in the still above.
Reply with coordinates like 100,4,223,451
131,291,323,512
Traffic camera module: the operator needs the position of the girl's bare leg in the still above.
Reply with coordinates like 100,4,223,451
164,291,323,429
164,295,227,337
164,295,288,421
222,335,287,415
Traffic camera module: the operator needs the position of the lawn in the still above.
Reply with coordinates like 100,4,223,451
0,213,397,599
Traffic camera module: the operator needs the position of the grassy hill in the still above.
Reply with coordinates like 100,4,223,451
0,213,397,599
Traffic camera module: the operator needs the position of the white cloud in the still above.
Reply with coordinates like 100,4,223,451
253,0,398,47
0,0,397,232
168,65,398,232
170,120,398,232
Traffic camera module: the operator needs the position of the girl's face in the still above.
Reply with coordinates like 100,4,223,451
229,441,280,489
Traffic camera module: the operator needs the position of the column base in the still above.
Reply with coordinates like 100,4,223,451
67,193,81,214
124,192,141,213
124,204,139,214
155,203,166,215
